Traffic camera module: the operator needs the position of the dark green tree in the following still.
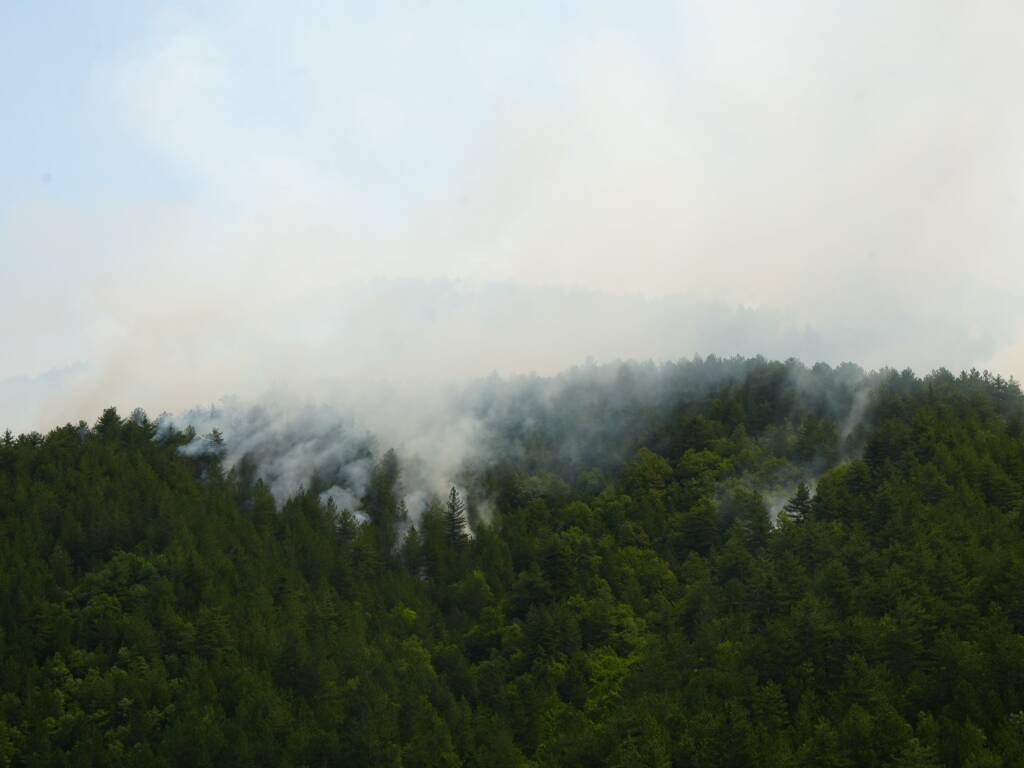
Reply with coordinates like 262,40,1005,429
445,486,469,547
784,481,813,522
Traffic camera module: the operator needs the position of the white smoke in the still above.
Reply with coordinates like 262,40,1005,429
158,393,482,521
319,486,366,521
4,1,1023,464
162,398,375,504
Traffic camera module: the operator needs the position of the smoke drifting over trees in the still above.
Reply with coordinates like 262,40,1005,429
151,356,884,534
5,2,1024,762
5,3,1024,434
4,356,1024,765
161,400,375,505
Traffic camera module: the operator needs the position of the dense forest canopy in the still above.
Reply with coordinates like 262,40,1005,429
2,356,1024,766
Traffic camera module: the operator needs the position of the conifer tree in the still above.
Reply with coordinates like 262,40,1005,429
445,486,469,547
783,481,813,522
402,525,425,578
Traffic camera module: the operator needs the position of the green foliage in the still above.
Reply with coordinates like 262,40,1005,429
2,359,1024,765
445,486,469,549
784,481,813,522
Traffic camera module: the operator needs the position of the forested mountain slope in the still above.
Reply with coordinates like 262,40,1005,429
3,358,1024,767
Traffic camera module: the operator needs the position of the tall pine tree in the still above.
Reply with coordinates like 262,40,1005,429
783,481,813,522
445,486,469,547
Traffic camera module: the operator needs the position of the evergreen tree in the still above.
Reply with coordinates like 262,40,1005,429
402,525,425,577
783,481,813,522
94,406,122,438
445,486,469,547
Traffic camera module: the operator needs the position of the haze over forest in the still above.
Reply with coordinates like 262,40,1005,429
4,4,1024,767
3,0,1024,440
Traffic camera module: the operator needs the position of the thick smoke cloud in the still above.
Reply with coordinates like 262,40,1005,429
160,399,375,506
2,1,1023,445
158,393,480,521
150,356,879,524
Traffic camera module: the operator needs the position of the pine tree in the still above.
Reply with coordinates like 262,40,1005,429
402,525,425,578
208,428,226,454
95,406,122,439
445,486,469,547
784,481,813,522
367,451,403,561
890,738,941,768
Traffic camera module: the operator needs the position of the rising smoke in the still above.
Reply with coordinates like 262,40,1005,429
3,1,1024,440
3,3,1022,526
157,356,883,526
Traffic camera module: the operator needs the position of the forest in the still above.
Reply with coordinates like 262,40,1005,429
2,356,1024,767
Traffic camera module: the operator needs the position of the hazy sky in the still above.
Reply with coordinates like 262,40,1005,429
2,1,1023,431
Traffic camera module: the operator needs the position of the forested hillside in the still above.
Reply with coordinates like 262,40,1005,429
3,358,1024,766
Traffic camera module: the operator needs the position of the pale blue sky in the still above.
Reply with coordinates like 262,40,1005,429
2,1,1023,430
2,2,170,206
1,1,682,211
